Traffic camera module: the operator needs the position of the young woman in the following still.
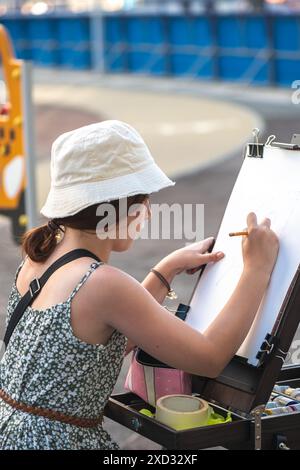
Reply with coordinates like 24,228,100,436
0,120,279,450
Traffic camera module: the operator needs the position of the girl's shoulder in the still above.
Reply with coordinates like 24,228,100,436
13,255,29,284
84,263,143,310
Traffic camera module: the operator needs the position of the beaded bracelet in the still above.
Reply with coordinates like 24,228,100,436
150,268,177,300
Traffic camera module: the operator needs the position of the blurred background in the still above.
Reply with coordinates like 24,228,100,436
2,1,300,14
0,0,299,84
0,0,300,450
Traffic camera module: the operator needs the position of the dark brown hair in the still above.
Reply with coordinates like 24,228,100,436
21,194,149,263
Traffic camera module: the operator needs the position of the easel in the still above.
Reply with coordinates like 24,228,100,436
104,135,300,450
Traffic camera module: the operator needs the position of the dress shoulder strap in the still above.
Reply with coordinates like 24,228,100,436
5,249,102,348
67,260,105,303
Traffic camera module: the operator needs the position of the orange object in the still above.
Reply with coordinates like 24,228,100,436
0,24,26,211
229,231,249,237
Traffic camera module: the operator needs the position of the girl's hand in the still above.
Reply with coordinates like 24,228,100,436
242,212,279,276
162,237,225,276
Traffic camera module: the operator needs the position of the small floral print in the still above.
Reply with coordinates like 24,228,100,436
0,259,127,450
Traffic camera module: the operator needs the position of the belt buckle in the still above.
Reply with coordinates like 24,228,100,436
29,278,41,298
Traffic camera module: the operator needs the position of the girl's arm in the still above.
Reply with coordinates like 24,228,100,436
124,238,223,354
97,213,278,376
100,265,272,377
124,259,179,355
141,237,220,304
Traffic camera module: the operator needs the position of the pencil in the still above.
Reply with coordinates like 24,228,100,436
229,231,249,237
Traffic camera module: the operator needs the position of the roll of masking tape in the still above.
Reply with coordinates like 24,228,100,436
155,394,211,431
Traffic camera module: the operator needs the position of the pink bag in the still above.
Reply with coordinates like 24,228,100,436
124,347,192,407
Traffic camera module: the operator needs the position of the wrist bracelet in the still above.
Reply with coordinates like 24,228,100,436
150,268,178,300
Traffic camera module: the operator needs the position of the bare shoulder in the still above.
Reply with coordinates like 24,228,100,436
92,263,143,298
94,263,133,282
88,263,152,318
79,263,152,336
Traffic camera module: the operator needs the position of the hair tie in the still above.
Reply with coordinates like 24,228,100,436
47,219,65,233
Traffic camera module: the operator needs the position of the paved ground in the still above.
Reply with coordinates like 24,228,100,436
0,71,299,449
33,69,259,209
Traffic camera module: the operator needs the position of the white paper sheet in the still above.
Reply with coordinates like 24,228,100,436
186,146,300,366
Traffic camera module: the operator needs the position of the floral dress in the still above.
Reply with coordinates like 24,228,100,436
0,258,127,450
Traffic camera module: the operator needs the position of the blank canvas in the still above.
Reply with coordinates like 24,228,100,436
186,146,300,366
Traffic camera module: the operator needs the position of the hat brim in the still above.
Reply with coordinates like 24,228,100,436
40,162,175,219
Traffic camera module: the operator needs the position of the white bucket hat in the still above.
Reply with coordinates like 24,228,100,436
40,120,175,219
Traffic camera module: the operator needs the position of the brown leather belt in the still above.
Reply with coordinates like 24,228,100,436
0,388,103,428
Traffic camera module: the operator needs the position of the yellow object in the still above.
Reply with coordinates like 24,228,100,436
18,214,28,227
11,67,21,79
13,116,22,127
155,394,232,430
229,231,249,237
0,25,26,211
155,394,211,431
139,408,155,418
207,409,232,426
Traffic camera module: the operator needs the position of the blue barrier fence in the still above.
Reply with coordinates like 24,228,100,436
1,13,300,86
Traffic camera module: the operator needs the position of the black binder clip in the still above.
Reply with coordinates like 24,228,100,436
256,333,277,365
245,128,264,158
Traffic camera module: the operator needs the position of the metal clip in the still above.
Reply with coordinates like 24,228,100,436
275,434,291,450
291,134,300,145
265,134,276,146
278,442,291,451
275,347,291,365
245,128,264,158
261,339,274,355
29,278,41,298
253,128,260,157
256,333,276,364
